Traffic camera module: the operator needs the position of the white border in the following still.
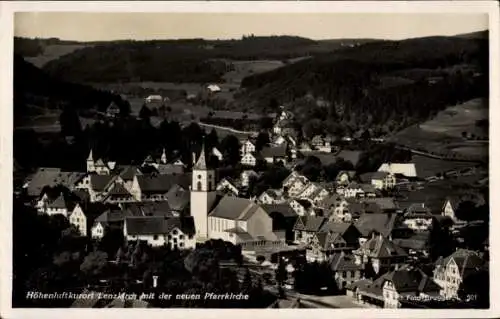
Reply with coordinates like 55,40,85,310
0,2,499,319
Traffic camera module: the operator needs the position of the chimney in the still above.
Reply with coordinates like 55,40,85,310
152,275,158,288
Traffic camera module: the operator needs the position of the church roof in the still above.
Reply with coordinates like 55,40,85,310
193,144,208,170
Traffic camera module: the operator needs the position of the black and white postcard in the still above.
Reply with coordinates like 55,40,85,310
0,1,498,319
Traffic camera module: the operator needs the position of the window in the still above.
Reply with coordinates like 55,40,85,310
197,181,202,191
172,229,178,235
153,235,158,240
179,235,184,240
198,175,202,179
208,182,212,190
179,242,184,248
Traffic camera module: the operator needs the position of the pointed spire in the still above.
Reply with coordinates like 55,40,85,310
194,142,207,170
87,148,94,161
161,148,167,164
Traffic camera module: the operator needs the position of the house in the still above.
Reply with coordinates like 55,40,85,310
88,174,118,202
261,203,298,242
164,185,190,215
378,163,417,178
402,203,434,231
354,213,398,243
106,101,121,118
207,196,286,250
362,197,398,213
349,265,441,308
43,192,70,217
133,174,190,202
307,222,362,262
433,249,484,299
91,209,135,239
299,142,313,152
260,145,288,164
216,178,240,197
353,234,408,275
241,153,257,167
393,232,430,260
297,182,329,204
289,199,313,216
441,196,464,224
329,252,364,291
258,189,285,205
282,171,310,198
240,170,259,188
336,171,357,186
240,138,256,156
157,163,185,175
293,216,327,245
87,150,111,175
145,95,163,103
311,135,333,152
68,203,87,236
342,182,365,198
103,183,136,204
123,216,196,249
362,171,396,190
321,195,351,222
206,84,221,93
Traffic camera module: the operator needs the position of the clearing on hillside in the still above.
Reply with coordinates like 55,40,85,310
25,44,88,68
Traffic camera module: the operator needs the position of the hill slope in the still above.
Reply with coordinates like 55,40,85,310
236,35,488,137
26,36,376,83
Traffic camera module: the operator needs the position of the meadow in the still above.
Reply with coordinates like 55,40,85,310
24,44,88,68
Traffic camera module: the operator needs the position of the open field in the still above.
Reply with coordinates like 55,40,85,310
419,98,488,138
223,60,286,84
392,99,488,160
413,155,480,179
25,44,88,68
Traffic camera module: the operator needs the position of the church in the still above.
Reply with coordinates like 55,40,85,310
190,144,286,249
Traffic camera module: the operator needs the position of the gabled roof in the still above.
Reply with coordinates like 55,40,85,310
356,235,407,259
355,213,398,238
378,163,417,178
208,196,261,221
95,209,134,224
293,216,327,232
320,221,352,235
371,171,391,180
364,197,398,211
125,216,195,236
121,201,173,217
193,144,208,170
261,203,297,218
136,174,190,194
157,163,185,175
46,193,67,209
436,249,484,278
384,265,441,293
329,253,363,272
25,168,85,197
294,199,313,209
90,175,116,192
360,184,377,193
107,183,132,197
119,166,139,180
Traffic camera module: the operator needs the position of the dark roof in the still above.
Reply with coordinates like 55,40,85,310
364,198,398,211
209,196,260,220
295,199,313,209
25,168,85,197
436,249,484,278
384,265,441,293
293,216,327,232
96,209,134,224
157,164,185,175
119,166,139,180
371,171,390,180
46,193,67,209
108,183,132,196
261,203,298,218
260,145,287,158
121,201,173,217
355,213,398,237
359,172,374,183
355,235,407,259
90,175,116,192
320,221,352,234
329,253,363,272
125,216,195,236
193,145,208,170
136,174,190,194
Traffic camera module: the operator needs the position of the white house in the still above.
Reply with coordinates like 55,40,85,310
433,249,484,300
241,153,257,167
91,222,106,239
240,170,259,188
212,147,224,161
258,189,285,205
145,95,163,103
336,171,357,186
378,163,417,178
123,216,196,249
402,204,434,232
240,139,256,156
282,171,310,198
68,203,87,236
45,193,69,217
206,84,222,93
370,172,396,190
216,178,240,196
289,199,313,216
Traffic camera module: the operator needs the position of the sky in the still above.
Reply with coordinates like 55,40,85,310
14,12,488,41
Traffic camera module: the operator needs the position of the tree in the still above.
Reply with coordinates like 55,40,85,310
299,156,322,182
363,258,377,280
255,132,270,151
220,135,241,166
428,218,455,261
454,201,478,222
80,251,108,277
241,268,253,294
59,106,83,138
99,228,125,257
275,258,287,287
205,128,219,151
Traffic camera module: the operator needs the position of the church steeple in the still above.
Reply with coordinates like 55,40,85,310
160,148,167,164
193,143,207,170
87,148,94,161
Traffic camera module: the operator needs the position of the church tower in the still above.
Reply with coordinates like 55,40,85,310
190,143,217,241
86,149,96,173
